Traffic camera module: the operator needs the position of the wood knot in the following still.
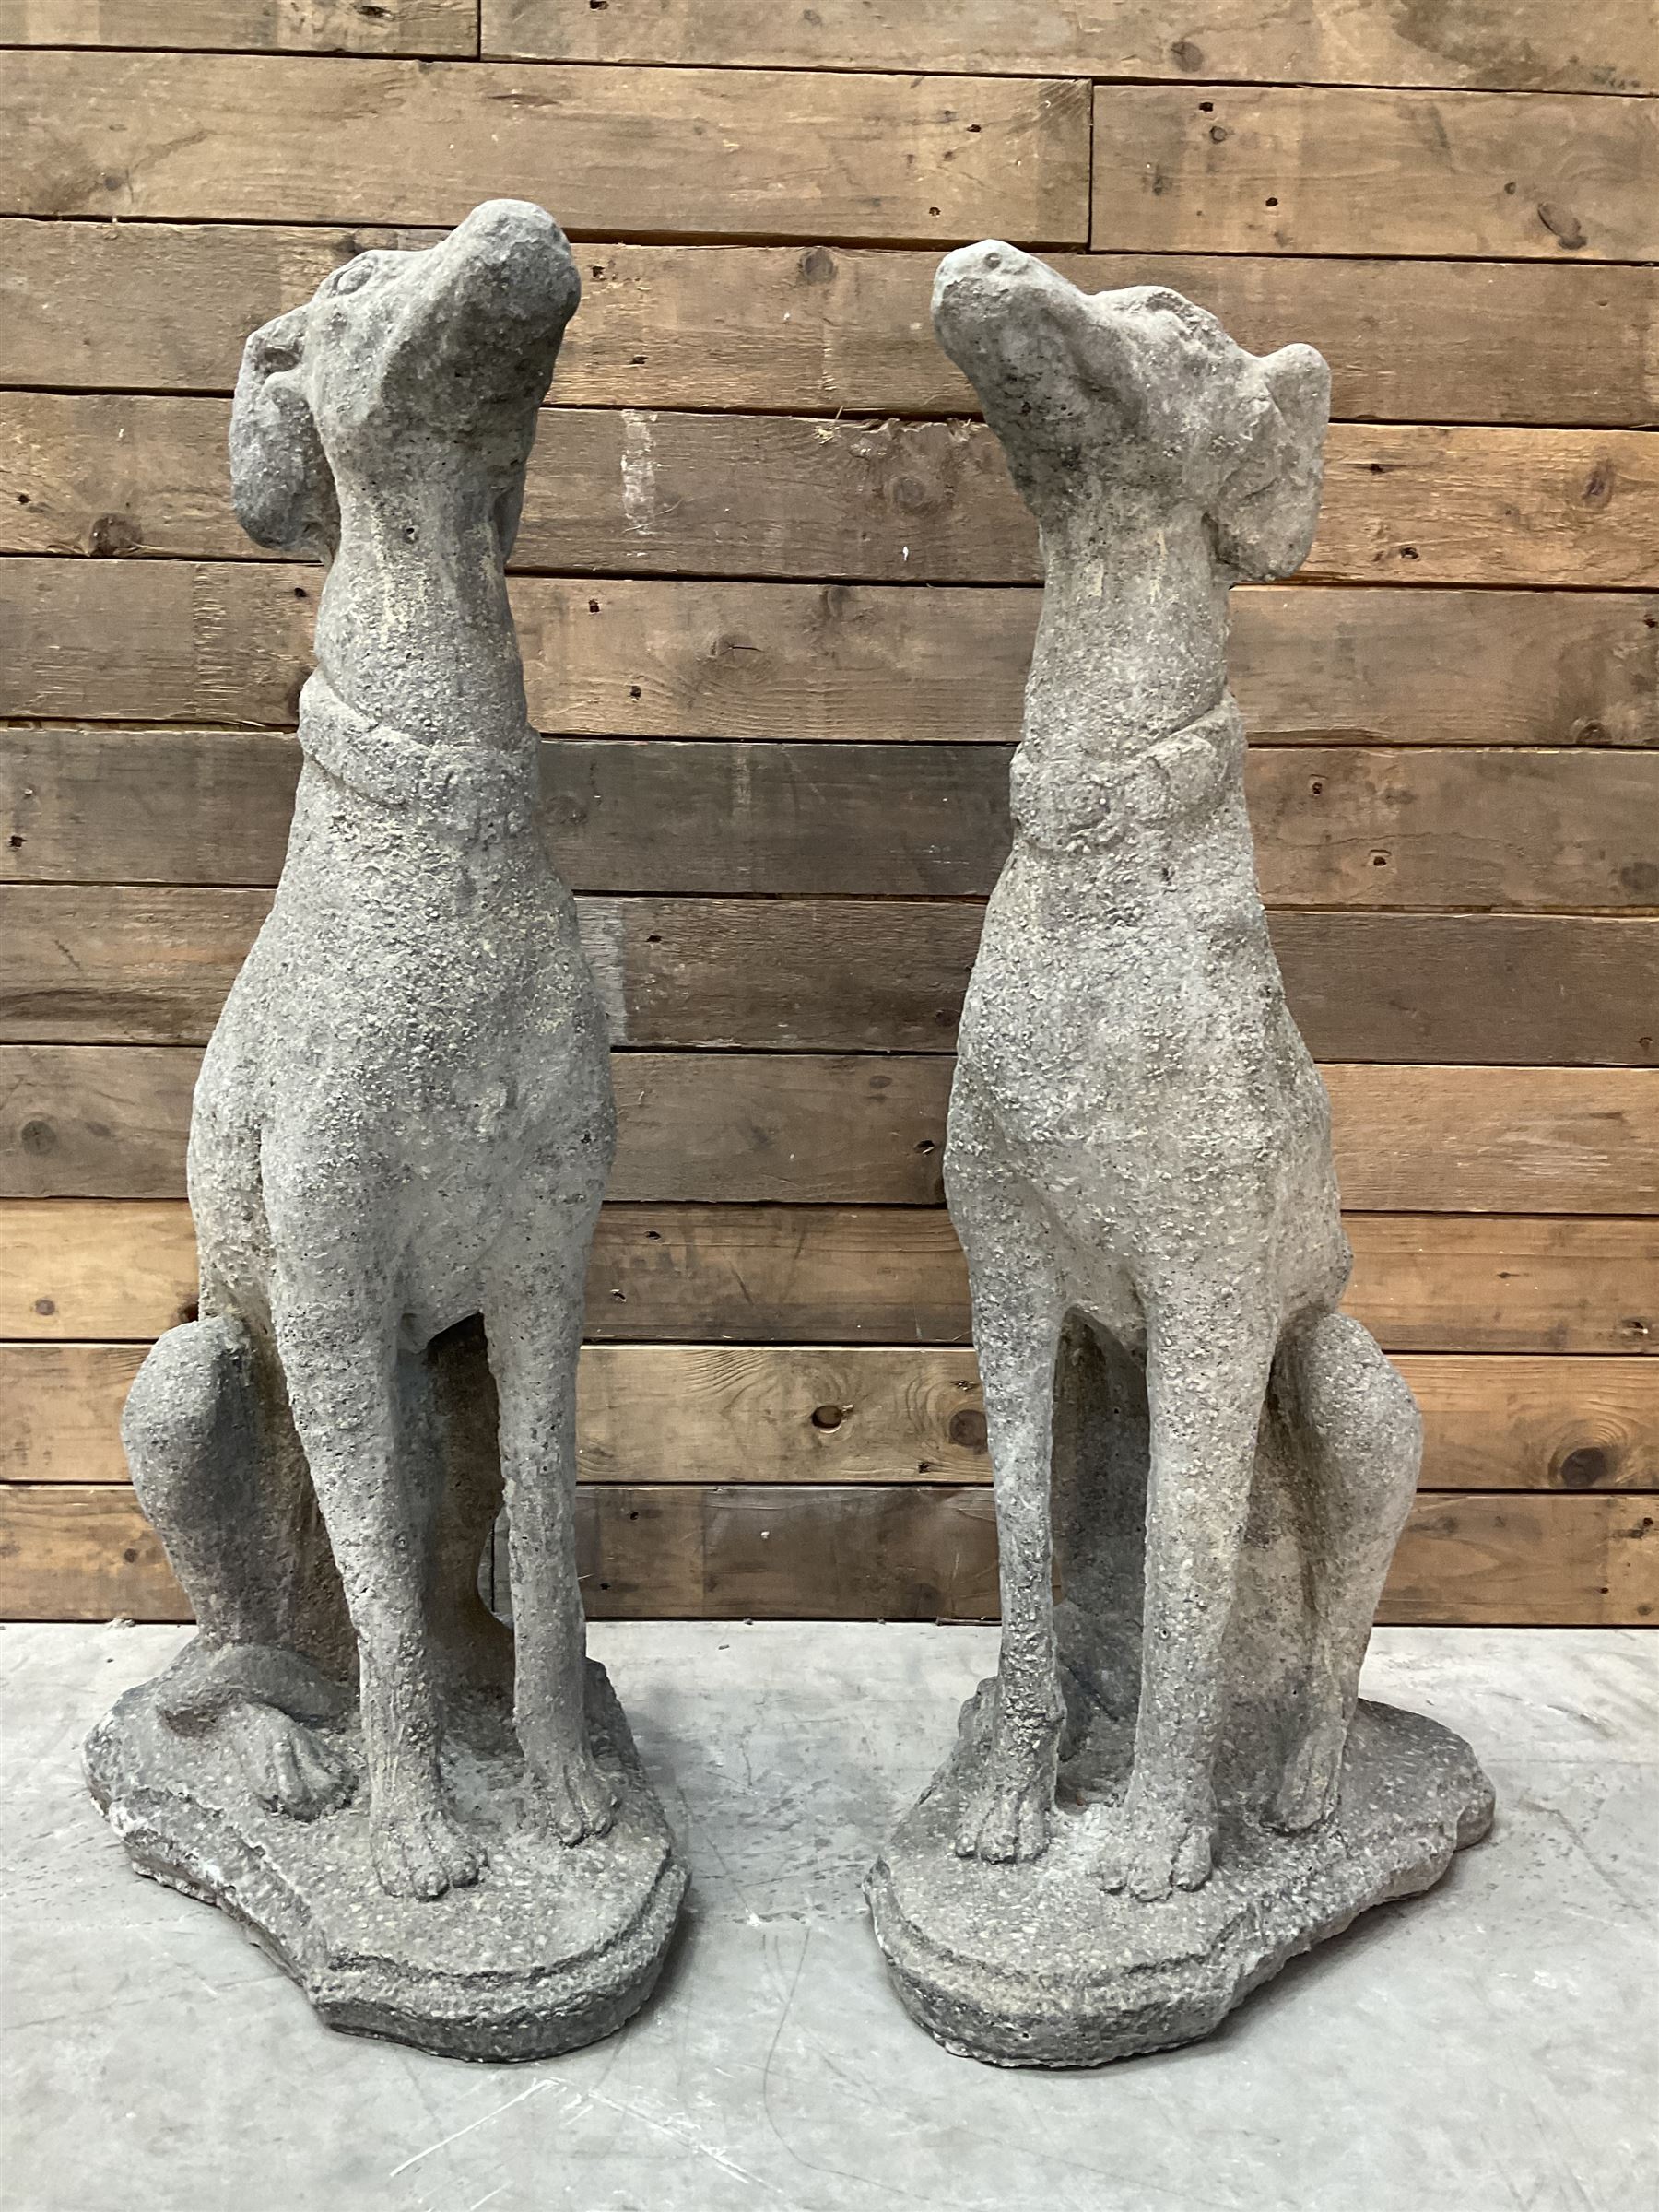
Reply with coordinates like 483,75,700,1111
1556,1445,1613,1490
1582,459,1615,509
88,512,141,557
947,1408,988,1452
1536,202,1587,251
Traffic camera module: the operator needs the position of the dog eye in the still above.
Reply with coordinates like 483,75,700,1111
329,257,380,298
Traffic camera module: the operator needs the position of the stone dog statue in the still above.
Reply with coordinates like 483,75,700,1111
867,245,1490,2065
931,241,1416,1901
88,208,686,2053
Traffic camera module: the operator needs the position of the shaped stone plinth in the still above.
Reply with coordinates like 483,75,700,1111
89,1664,686,2063
870,1681,1492,2067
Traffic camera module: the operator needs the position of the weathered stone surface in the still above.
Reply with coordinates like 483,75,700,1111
88,200,683,2054
869,242,1492,2063
88,1661,687,2063
869,1685,1493,2068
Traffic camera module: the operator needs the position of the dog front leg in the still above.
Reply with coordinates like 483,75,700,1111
486,1288,617,1846
953,1253,1066,1865
274,1288,483,1900
1099,1290,1274,1901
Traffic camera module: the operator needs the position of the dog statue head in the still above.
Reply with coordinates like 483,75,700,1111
230,199,581,564
933,241,1329,582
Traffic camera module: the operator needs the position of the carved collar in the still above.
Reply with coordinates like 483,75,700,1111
297,671,540,845
1008,691,1244,858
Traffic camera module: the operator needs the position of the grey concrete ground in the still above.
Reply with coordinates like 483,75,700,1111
2,1622,1653,2212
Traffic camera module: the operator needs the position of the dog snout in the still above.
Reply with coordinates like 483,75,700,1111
427,199,581,341
932,239,1033,324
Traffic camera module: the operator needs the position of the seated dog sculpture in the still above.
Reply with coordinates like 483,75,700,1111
868,245,1490,2070
930,244,1424,1901
116,201,618,1902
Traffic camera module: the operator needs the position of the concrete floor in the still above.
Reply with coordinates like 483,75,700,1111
1,1623,1653,2212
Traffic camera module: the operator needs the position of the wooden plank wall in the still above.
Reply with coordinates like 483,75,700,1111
1,3,1656,1628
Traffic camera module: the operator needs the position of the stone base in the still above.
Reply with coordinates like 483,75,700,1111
866,1688,1494,2068
85,1658,687,2063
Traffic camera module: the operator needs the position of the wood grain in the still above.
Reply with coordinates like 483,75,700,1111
587,1212,1659,1356
1403,1356,1659,1493
6,1048,1654,1215
591,1349,1659,1495
11,729,1659,912
7,222,1655,429
7,561,1653,751
0,0,477,52
7,395,1656,588
4,1483,1652,1624
0,1485,185,1621
1380,1492,1657,1626
0,1202,200,1341
482,0,1657,97
6,889,1653,1063
0,1343,144,1482
1091,84,1659,262
575,1488,1659,1625
0,53,1089,241
0,1048,957,1205
8,1343,1655,1494
1323,1067,1659,1214
3,1202,1652,1351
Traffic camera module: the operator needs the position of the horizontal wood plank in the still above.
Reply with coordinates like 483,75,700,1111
5,889,1653,1063
0,1202,202,1340
4,1482,1652,1624
1401,1356,1659,1493
0,1342,144,1481
8,1343,1655,1494
7,395,1655,588
7,562,1653,750
0,53,1089,242
0,1048,954,1205
575,1488,1659,1624
1322,1066,1659,1214
0,0,476,49
10,729,1659,912
1091,84,1659,262
574,1487,1659,1624
7,223,1655,429
0,1484,184,1619
6,1049,1654,1215
1379,1492,1657,1627
577,1349,1659,1495
3,1202,1652,1351
482,0,1657,97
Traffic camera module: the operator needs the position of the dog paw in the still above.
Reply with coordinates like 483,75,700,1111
225,1703,355,1822
1266,1719,1346,1835
526,1743,618,1847
1096,1788,1215,1901
953,1707,1059,1864
371,1789,485,1900
954,1765,1053,1864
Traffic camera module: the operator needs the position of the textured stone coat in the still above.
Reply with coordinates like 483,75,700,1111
115,203,622,1900
926,244,1428,1894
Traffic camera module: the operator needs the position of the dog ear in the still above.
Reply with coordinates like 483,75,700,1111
229,308,338,560
1207,342,1330,582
